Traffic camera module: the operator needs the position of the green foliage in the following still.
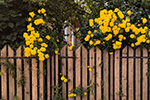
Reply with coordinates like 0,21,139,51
52,84,65,100
0,0,28,50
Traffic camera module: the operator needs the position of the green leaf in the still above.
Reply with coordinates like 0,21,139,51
0,72,2,76
8,22,14,28
13,96,17,100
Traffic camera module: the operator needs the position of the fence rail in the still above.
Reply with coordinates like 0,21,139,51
0,45,150,100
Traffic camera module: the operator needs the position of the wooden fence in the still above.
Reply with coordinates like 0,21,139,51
0,45,150,100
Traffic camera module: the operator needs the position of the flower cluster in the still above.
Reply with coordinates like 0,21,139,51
61,76,68,83
87,66,92,71
68,93,77,97
23,8,59,61
84,8,150,51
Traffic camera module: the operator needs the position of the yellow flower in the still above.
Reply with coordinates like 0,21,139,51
88,31,92,34
64,79,68,83
89,68,92,72
45,54,49,58
28,17,31,21
89,19,94,26
38,38,43,42
131,43,134,47
44,13,47,16
41,43,48,48
55,50,58,54
23,32,28,38
89,40,93,45
91,34,94,37
130,34,135,39
57,39,59,42
40,47,46,52
84,92,87,95
31,49,36,55
39,56,45,61
87,66,90,68
60,73,62,75
94,30,97,32
46,35,51,40
109,52,113,55
29,11,35,18
61,76,65,81
41,8,46,13
142,18,147,24
127,10,132,15
38,9,41,14
73,94,76,97
114,8,119,12
149,15,150,19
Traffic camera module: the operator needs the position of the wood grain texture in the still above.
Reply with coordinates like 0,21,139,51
39,61,43,100
75,46,81,100
8,45,15,100
128,47,134,100
47,58,50,100
96,47,101,100
142,47,148,100
24,56,30,100
51,55,55,100
1,45,7,100
55,54,59,86
68,45,73,100
103,49,109,100
82,45,88,100
32,58,37,100
122,46,127,100
89,47,95,100
110,52,113,100
60,45,67,99
115,49,120,100
16,46,22,100
135,47,141,100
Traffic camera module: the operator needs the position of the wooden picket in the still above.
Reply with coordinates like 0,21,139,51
0,45,150,100
16,46,22,100
135,47,141,100
1,45,7,100
122,46,127,100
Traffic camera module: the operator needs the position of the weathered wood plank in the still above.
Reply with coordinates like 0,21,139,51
55,54,59,86
96,47,101,100
115,49,120,100
122,46,127,100
32,58,37,100
82,45,88,100
8,45,15,100
135,47,141,100
89,47,95,100
128,47,134,100
1,45,7,100
39,61,43,100
68,45,73,100
47,58,50,100
110,52,113,100
75,46,81,100
24,54,30,100
67,26,71,44
16,46,22,100
51,55,55,100
60,45,67,99
103,49,109,100
142,47,148,100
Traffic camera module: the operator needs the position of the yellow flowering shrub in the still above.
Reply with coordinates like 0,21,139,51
23,8,65,61
82,7,150,52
